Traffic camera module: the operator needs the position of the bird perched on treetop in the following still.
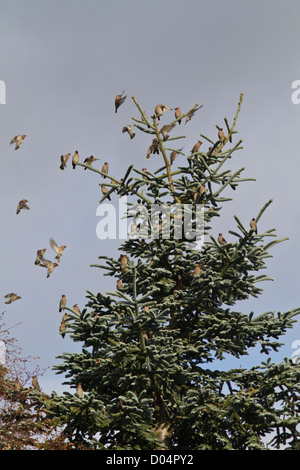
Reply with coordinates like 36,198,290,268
146,139,159,159
50,238,66,263
192,264,204,277
218,127,226,142
14,377,22,391
60,153,71,170
160,124,175,141
193,185,207,203
250,218,257,234
32,375,41,391
115,90,127,113
73,304,81,315
218,233,227,245
16,199,30,214
84,155,99,169
154,104,172,120
122,124,135,139
62,312,68,323
4,293,21,304
130,217,139,234
185,105,203,124
191,140,202,155
76,382,83,397
101,162,109,177
101,185,111,200
72,150,79,169
59,320,66,338
174,107,182,124
170,148,183,165
59,295,66,312
118,254,128,273
10,134,26,150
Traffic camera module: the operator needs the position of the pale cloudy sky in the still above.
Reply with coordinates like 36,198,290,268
1,0,300,393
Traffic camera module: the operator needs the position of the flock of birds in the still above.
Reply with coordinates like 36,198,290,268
6,136,68,291
3,92,136,347
4,91,259,348
4,133,71,347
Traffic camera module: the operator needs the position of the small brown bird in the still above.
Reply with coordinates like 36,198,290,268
154,104,172,120
101,162,109,177
10,134,26,150
146,138,159,159
59,320,66,338
118,254,128,273
39,258,59,278
218,233,227,245
50,238,66,263
84,155,99,169
62,312,68,323
60,153,71,170
207,147,217,161
193,185,207,202
130,217,139,234
115,90,127,113
122,125,135,139
250,218,257,234
208,206,221,212
185,105,203,124
141,168,149,186
174,107,182,124
16,199,30,214
192,264,203,277
191,140,202,155
73,304,81,315
4,293,21,304
59,294,66,312
170,147,183,165
170,150,178,165
14,377,22,391
160,124,175,141
34,248,47,265
72,150,79,169
76,382,83,397
32,375,41,391
101,185,111,200
218,128,225,142
117,279,124,290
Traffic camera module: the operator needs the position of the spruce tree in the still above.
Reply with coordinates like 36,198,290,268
46,94,300,450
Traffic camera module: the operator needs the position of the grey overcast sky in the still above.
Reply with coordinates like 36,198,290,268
1,0,300,393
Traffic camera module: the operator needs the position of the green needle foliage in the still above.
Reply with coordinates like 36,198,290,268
45,94,300,450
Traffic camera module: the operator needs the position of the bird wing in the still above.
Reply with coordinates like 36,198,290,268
39,258,52,268
50,238,59,254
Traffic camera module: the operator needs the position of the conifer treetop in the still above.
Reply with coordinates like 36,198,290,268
46,93,300,450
